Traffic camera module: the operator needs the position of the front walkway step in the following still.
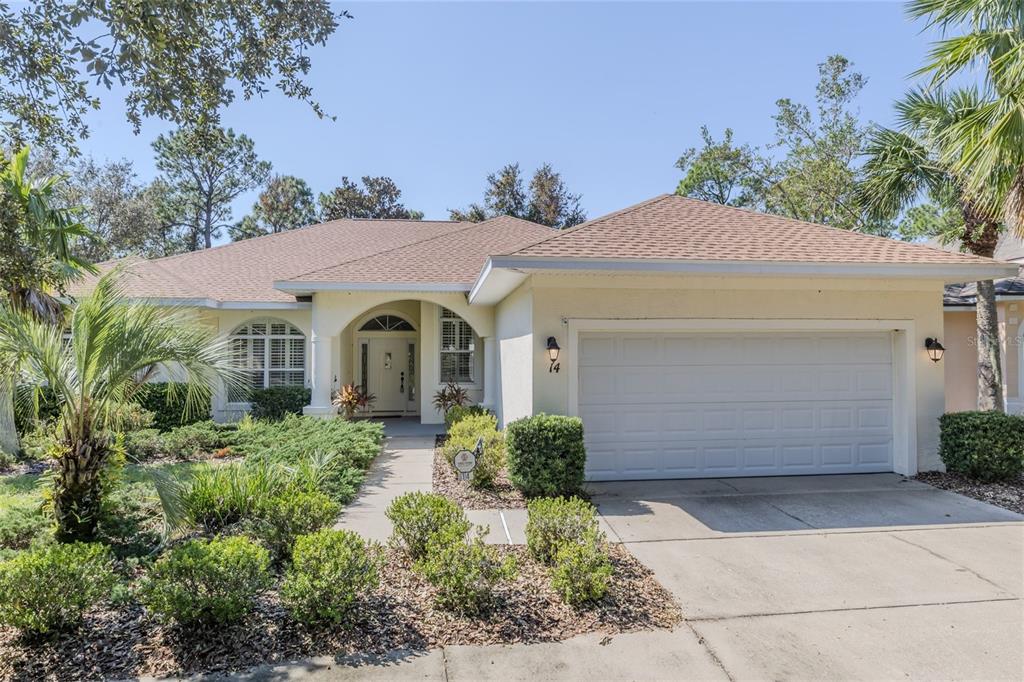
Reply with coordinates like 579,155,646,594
335,434,433,542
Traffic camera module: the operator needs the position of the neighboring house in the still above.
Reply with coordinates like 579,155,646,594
941,232,1024,413
71,194,1015,480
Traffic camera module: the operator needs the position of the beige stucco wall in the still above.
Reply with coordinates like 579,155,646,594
306,291,494,424
943,301,1023,414
208,307,314,421
494,282,534,426
518,273,947,472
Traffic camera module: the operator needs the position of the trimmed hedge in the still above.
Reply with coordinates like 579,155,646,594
445,405,491,430
281,529,381,624
135,383,210,432
0,542,117,634
138,536,272,625
441,413,505,489
248,386,311,421
939,411,1024,482
506,414,586,497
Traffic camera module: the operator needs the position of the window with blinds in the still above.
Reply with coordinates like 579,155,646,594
439,307,474,383
228,319,306,401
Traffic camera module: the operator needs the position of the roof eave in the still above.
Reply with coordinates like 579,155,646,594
469,256,1021,304
274,280,472,295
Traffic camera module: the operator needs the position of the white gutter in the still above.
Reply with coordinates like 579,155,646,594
274,280,471,294
469,255,1020,304
117,298,312,310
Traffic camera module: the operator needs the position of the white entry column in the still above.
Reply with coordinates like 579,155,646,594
304,297,336,417
482,336,496,410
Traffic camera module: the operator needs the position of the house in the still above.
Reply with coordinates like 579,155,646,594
74,194,1016,481
941,232,1024,413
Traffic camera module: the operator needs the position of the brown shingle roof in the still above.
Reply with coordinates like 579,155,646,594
285,216,555,287
68,218,504,304
504,194,1003,266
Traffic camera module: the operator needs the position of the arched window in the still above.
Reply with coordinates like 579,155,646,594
358,314,415,332
228,319,306,401
440,307,475,383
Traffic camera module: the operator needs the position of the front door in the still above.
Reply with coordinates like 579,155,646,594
367,337,411,413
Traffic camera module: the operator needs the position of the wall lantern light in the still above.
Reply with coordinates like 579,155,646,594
925,337,945,363
546,336,561,373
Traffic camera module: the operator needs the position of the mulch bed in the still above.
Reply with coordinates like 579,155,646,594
0,546,680,680
432,449,528,509
915,471,1024,516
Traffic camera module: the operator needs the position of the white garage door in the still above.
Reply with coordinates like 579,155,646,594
578,331,894,481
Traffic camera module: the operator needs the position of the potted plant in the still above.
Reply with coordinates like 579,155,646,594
432,381,470,416
332,384,377,419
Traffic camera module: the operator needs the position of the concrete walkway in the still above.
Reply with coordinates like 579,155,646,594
308,448,1023,682
334,433,435,541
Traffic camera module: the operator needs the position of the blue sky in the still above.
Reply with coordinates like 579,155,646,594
76,1,940,240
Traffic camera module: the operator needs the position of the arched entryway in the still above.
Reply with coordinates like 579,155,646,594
353,310,418,415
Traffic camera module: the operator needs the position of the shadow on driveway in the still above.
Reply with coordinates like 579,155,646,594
588,473,1024,538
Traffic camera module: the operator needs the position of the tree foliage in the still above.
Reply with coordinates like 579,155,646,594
860,87,1011,411
318,176,423,221
153,127,271,250
450,163,586,229
0,1,345,154
675,55,892,235
230,175,318,241
907,0,1024,230
0,146,94,456
29,153,171,261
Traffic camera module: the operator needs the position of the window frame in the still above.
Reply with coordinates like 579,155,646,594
439,307,476,384
227,318,307,403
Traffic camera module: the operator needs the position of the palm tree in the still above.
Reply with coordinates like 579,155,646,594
0,146,95,455
0,271,241,541
860,88,1013,410
908,0,1024,228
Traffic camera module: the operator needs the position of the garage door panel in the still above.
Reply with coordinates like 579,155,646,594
579,331,895,480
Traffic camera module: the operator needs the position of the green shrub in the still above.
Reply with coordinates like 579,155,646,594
0,542,116,634
123,428,165,461
445,404,491,429
415,524,516,613
177,459,287,531
254,491,340,562
0,499,51,550
248,386,311,421
233,415,383,481
17,423,59,461
442,413,505,489
160,421,237,459
550,528,612,605
138,536,272,625
281,529,381,624
939,411,1024,482
386,491,470,560
506,414,586,497
525,496,600,564
135,382,210,432
96,481,164,559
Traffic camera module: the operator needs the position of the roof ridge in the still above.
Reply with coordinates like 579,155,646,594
502,194,674,256
143,217,468,268
284,218,507,282
668,195,999,264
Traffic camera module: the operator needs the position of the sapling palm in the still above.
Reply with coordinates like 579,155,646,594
0,271,241,540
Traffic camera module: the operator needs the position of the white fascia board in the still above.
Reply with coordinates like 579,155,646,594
468,256,1021,303
120,297,311,310
468,257,528,305
488,255,1020,281
274,280,471,294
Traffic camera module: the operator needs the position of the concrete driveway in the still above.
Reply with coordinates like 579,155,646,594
591,473,1024,681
